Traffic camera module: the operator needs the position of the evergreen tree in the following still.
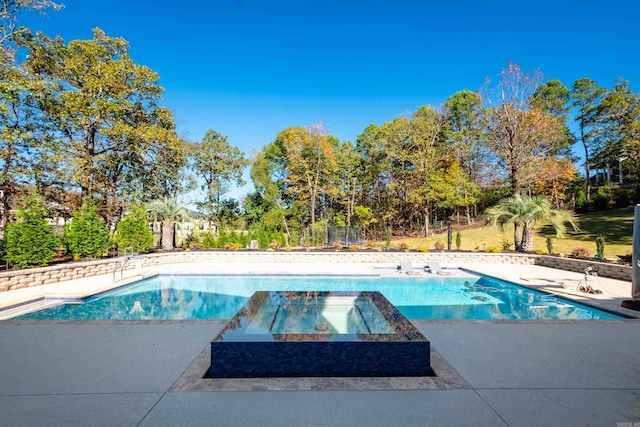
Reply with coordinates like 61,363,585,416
4,193,57,268
64,199,110,260
114,206,153,253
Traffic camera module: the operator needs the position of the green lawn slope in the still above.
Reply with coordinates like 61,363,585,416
393,206,635,259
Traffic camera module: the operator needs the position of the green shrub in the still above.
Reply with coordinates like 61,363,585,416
114,206,153,253
201,232,217,249
612,187,632,207
574,190,588,213
249,226,284,249
64,200,110,260
592,187,610,211
455,231,462,250
4,193,58,269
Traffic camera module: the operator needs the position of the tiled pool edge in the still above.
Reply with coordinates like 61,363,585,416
171,341,469,392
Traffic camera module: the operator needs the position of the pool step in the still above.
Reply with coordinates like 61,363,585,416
0,298,83,320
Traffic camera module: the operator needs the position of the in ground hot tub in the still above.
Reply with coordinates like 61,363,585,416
209,291,432,377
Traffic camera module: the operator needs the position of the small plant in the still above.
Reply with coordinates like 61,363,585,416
416,246,429,253
455,231,462,250
268,240,281,250
188,240,203,250
500,240,513,251
224,242,243,251
398,242,409,251
385,227,392,249
485,245,501,253
570,247,591,258
433,241,445,251
595,234,606,259
364,240,378,250
348,245,359,251
534,248,547,255
618,252,632,264
546,236,554,254
181,234,201,250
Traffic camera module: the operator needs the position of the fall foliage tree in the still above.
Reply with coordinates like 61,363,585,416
18,28,188,228
483,62,567,194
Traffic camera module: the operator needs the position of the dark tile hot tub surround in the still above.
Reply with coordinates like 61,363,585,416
209,291,432,378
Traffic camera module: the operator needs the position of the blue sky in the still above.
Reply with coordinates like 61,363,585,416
19,0,640,197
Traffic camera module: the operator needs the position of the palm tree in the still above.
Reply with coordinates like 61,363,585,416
485,194,579,252
144,197,189,250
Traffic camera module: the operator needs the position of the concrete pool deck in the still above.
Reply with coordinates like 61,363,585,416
1,261,639,426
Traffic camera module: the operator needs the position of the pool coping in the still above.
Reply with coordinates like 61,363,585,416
1,261,637,320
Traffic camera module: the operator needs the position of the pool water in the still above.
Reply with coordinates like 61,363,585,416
11,274,625,321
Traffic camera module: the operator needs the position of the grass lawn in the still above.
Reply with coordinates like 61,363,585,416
391,206,635,259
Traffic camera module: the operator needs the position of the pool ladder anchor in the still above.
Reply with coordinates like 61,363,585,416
112,247,145,282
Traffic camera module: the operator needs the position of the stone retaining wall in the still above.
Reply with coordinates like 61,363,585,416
535,255,632,281
0,250,631,293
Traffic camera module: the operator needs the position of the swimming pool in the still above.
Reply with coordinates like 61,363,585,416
10,273,625,320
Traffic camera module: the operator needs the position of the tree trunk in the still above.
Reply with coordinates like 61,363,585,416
513,222,523,251
582,134,591,203
521,222,533,252
161,220,173,250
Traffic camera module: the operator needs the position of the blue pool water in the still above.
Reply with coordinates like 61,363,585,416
12,274,625,321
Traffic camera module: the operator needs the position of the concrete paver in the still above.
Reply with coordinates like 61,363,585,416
140,390,508,427
477,389,640,427
419,322,640,389
0,393,163,427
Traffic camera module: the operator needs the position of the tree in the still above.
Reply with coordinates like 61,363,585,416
571,78,606,202
64,199,111,260
19,28,188,227
483,62,567,194
443,89,489,189
406,106,445,236
485,194,578,252
114,205,153,253
277,123,338,244
593,78,640,187
250,148,292,245
144,196,189,250
4,192,57,268
1,0,62,64
190,129,249,228
335,140,362,228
